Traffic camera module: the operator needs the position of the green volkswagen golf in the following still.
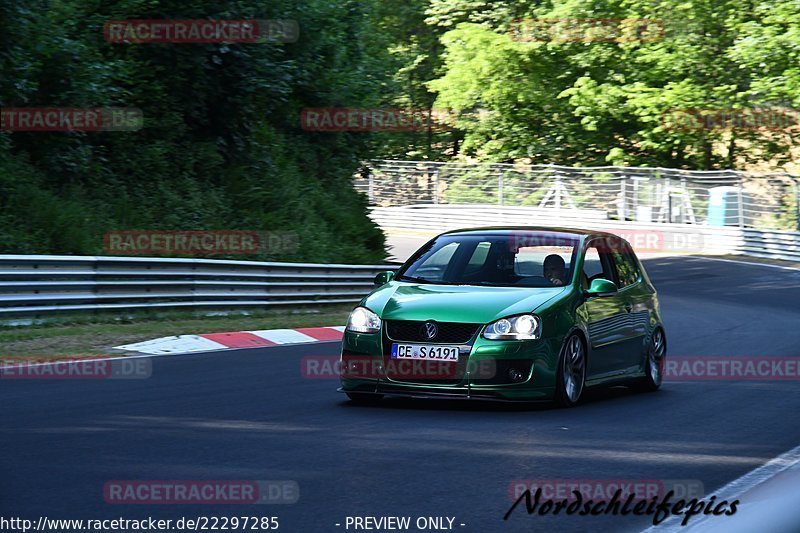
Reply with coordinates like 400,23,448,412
339,228,666,407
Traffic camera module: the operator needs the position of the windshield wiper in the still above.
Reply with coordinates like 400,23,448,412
396,276,462,285
400,277,549,288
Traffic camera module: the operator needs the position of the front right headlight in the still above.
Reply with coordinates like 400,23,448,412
346,306,382,334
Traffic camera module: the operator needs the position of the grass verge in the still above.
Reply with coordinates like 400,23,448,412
0,305,354,359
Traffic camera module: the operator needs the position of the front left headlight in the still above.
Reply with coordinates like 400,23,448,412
483,314,541,340
346,306,382,334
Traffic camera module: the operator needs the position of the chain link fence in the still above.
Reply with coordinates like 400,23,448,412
356,161,800,231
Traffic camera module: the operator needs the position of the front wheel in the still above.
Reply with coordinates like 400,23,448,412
636,328,666,392
554,334,586,407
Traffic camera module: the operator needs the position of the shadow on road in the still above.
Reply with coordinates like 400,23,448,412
337,385,669,412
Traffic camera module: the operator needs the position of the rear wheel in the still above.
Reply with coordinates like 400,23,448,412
345,392,384,404
636,328,665,392
554,334,586,407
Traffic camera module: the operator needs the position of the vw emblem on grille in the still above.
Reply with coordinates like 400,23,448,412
422,321,438,340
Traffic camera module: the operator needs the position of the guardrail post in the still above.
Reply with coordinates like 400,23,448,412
737,176,745,228
796,179,800,231
791,176,800,231
432,166,440,205
498,169,504,206
93,257,100,319
620,176,627,221
555,173,562,210
668,191,673,223
680,177,687,224
366,167,375,204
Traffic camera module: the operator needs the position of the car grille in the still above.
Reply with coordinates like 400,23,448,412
385,320,482,344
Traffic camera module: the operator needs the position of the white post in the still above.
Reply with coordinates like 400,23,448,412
620,176,627,220
737,176,745,228
366,167,374,204
555,174,562,210
498,170,504,206
433,169,440,204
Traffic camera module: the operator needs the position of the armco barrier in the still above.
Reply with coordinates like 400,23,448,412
2,218,797,322
0,255,396,320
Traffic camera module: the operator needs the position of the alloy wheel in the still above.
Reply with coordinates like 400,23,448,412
562,335,586,403
649,329,665,387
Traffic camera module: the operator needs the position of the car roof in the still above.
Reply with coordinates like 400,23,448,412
439,227,624,239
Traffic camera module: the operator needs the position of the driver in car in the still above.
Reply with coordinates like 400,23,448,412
543,254,567,286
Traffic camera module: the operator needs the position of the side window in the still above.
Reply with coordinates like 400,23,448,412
610,240,641,288
583,246,604,280
582,240,616,288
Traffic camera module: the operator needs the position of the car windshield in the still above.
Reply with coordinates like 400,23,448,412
396,232,580,288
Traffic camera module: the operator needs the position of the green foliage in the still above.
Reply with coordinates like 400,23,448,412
426,0,800,171
0,0,388,262
3,0,800,256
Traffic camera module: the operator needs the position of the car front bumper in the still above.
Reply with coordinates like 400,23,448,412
339,330,562,402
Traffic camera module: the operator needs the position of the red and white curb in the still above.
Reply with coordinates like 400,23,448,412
114,326,345,355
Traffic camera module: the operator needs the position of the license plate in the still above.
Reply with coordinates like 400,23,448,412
391,344,459,361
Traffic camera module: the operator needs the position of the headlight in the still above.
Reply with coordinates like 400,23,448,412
346,306,382,334
483,314,541,340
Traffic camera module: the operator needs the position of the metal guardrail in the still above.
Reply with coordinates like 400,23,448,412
0,255,397,319
3,223,796,324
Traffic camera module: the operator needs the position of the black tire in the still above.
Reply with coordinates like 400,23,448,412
345,392,384,404
554,333,587,408
635,328,666,392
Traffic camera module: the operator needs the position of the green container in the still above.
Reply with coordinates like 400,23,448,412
707,186,742,226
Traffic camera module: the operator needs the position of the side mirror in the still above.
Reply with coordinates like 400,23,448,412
586,278,618,297
374,271,395,287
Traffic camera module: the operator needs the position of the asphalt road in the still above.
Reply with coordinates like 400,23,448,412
2,257,799,533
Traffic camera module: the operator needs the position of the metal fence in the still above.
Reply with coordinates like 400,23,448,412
357,161,800,231
0,255,394,320
368,204,800,262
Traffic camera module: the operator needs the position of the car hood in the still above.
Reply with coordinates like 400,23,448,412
363,282,569,323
